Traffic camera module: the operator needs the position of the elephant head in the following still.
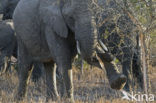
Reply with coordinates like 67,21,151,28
57,1,127,89
32,0,108,66
53,0,101,63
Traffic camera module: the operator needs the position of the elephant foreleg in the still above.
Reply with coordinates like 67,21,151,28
56,66,65,97
31,62,42,82
57,63,74,103
63,67,74,102
15,40,33,101
15,61,33,101
64,69,73,97
44,62,59,101
44,27,74,102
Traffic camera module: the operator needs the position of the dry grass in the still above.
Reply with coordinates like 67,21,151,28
0,65,156,103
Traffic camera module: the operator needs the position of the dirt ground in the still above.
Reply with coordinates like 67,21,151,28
0,65,155,103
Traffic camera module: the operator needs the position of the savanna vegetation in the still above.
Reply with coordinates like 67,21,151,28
0,0,156,103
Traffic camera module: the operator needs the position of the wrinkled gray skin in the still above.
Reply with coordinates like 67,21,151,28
0,20,16,73
13,0,126,102
97,0,143,91
0,20,42,82
0,0,19,20
0,0,42,81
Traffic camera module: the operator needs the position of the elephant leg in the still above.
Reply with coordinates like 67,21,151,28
44,27,74,102
61,65,74,103
15,60,33,101
56,66,65,98
31,62,42,82
56,61,73,102
15,40,33,101
122,60,133,91
44,61,59,101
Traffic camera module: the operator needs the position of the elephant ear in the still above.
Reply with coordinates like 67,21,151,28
42,6,68,38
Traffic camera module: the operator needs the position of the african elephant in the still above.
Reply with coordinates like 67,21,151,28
0,0,19,20
13,0,126,102
96,0,143,91
0,20,16,74
0,0,42,81
0,20,42,82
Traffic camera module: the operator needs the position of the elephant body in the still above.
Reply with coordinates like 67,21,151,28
13,0,96,101
0,20,42,81
13,0,126,102
0,20,16,73
0,0,43,81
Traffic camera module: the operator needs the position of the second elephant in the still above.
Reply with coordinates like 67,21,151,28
0,20,42,81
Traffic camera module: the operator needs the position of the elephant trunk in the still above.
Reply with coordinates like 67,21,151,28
75,17,98,63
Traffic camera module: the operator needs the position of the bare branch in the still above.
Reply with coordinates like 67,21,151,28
144,24,156,33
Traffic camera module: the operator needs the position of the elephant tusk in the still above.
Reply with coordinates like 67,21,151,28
98,40,108,52
96,45,105,54
76,41,84,74
76,41,81,55
95,54,105,70
81,59,84,74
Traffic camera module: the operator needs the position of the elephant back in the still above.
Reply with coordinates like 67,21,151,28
0,20,15,50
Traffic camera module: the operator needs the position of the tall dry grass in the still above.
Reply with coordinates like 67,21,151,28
0,66,155,103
